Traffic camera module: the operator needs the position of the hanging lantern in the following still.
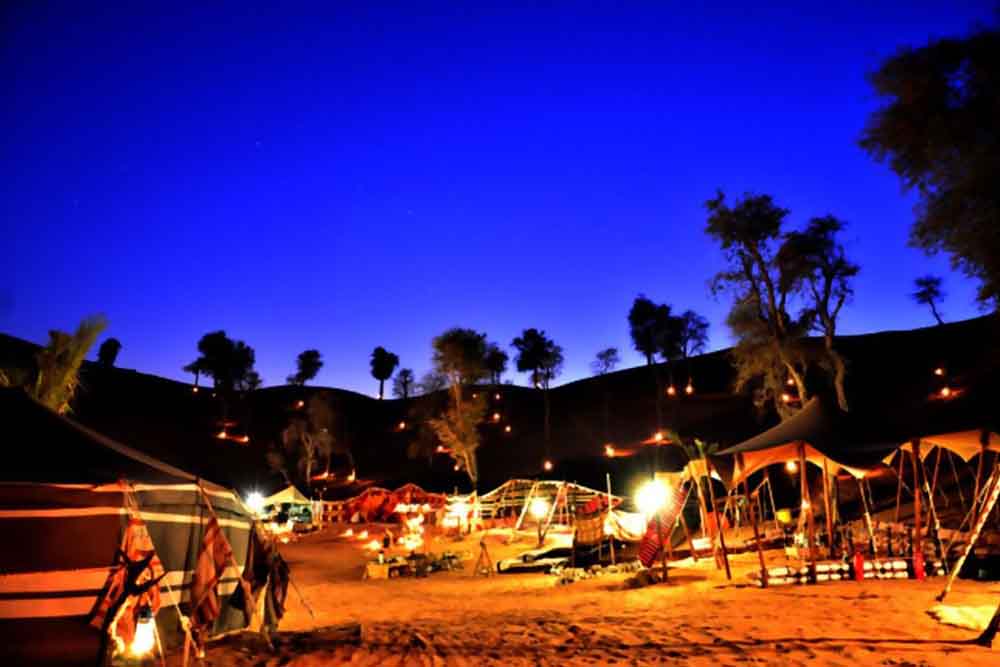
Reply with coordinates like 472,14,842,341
684,381,694,395
933,367,945,377
492,412,501,422
543,460,553,472
129,606,156,657
781,392,792,403
191,386,199,394
666,385,677,397
604,444,615,457
785,460,798,474
786,378,795,387
397,420,406,430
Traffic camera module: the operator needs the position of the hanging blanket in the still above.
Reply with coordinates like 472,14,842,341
638,484,690,568
574,512,607,546
190,517,233,640
90,514,165,645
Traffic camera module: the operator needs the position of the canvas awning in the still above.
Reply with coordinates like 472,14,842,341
263,485,311,506
718,396,902,485
887,429,1000,463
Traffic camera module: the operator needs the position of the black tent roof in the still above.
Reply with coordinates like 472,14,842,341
1,387,224,488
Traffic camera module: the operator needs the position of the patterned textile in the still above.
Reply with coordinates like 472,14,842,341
190,517,233,635
90,515,164,644
574,512,607,546
638,484,690,567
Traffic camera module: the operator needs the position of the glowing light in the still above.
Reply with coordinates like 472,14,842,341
635,479,670,517
786,378,795,387
347,471,356,482
529,498,550,520
543,460,554,472
129,607,156,657
436,445,447,453
192,386,199,394
653,431,664,442
666,385,677,396
295,400,305,409
453,463,460,471
235,434,250,444
494,393,501,400
216,430,227,439
934,367,945,377
342,528,354,537
604,444,615,457
684,381,694,395
781,393,792,403
492,412,501,422
357,530,369,540
364,539,381,551
940,386,952,398
801,499,811,511
472,393,478,399
504,425,512,433
398,420,406,430
785,460,799,474
245,491,265,515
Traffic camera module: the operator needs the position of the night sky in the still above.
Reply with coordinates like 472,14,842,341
2,2,993,395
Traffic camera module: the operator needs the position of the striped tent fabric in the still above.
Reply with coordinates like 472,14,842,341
0,389,255,666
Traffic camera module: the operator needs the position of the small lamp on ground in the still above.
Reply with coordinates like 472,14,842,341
530,497,550,545
129,606,156,658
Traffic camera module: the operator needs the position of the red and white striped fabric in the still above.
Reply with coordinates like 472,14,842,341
638,484,689,568
90,515,164,643
190,516,234,633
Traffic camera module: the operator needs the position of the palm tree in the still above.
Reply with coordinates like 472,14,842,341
370,346,400,399
512,328,563,453
288,349,323,386
392,368,415,399
27,316,107,414
913,275,946,325
97,338,122,368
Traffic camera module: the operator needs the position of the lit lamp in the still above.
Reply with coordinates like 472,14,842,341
129,605,156,657
191,386,199,394
398,420,406,430
543,460,553,472
295,400,305,409
781,393,792,403
216,430,227,440
635,479,669,519
786,378,795,387
494,393,501,400
504,425,512,434
666,385,677,397
785,460,798,474
492,412,501,422
604,444,615,457
530,497,550,545
940,386,952,398
245,491,265,515
684,381,694,395
653,431,664,443
934,367,945,377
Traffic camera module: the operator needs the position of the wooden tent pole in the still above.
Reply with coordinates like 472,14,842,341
930,448,945,507
678,500,698,562
894,452,905,524
745,475,768,588
939,463,1000,602
973,444,986,525
856,477,877,557
798,444,817,579
948,450,968,513
764,469,778,527
606,473,616,566
921,458,946,559
911,440,923,565
705,459,732,580
822,458,834,558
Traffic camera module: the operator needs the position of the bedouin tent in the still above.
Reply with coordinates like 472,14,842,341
263,485,311,507
0,388,256,666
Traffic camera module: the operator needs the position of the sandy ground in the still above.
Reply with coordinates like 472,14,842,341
171,524,1000,667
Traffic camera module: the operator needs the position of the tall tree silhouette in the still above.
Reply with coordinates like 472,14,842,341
369,346,399,399
97,337,122,368
511,328,563,453
392,368,415,399
427,328,488,487
184,331,258,421
591,347,620,442
781,215,859,409
861,27,1000,307
676,311,709,358
628,296,675,429
913,275,946,325
706,192,814,419
484,343,509,386
288,349,323,386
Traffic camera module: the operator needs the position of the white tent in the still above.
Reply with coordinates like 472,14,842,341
263,485,311,507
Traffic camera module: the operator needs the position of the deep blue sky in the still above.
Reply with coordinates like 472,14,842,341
2,2,993,395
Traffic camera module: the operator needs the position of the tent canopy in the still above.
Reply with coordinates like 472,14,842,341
718,396,903,484
264,485,311,506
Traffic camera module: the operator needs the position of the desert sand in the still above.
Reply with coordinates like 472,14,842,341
170,524,1000,666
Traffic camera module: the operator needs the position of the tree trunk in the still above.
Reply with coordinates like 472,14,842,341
378,379,384,399
929,302,944,326
543,387,551,456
